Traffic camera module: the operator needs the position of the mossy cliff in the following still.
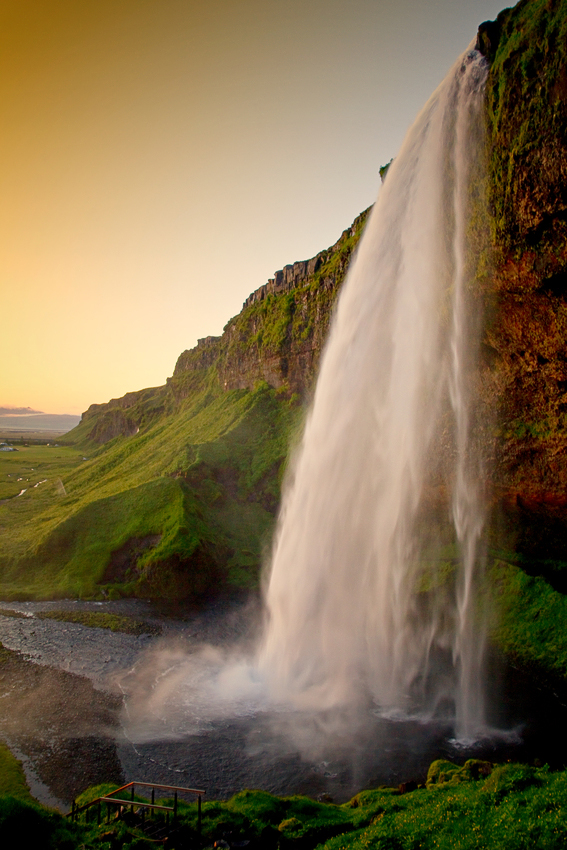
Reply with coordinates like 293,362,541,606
171,207,370,398
477,0,567,685
481,0,567,500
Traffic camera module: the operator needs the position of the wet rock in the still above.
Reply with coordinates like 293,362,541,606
476,19,501,61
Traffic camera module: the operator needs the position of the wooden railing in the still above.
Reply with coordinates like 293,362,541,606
68,780,205,835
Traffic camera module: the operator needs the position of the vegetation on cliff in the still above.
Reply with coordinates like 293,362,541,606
476,0,567,688
173,207,371,396
482,0,567,500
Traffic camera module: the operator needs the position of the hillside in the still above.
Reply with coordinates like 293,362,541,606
0,211,369,601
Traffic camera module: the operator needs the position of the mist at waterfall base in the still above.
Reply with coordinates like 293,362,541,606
117,48,529,796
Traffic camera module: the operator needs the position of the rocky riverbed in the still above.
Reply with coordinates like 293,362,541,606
0,638,122,806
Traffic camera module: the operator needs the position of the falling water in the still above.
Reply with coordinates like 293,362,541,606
259,48,490,739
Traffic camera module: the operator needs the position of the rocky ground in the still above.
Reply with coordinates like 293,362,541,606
0,641,123,804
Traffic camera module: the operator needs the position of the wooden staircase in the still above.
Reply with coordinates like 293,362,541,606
68,780,205,845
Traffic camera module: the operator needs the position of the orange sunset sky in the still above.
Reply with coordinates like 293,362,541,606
1,0,504,415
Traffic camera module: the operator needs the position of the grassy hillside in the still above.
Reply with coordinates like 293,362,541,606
0,208,370,602
0,380,301,600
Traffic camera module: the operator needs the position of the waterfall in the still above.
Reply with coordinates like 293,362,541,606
258,47,490,739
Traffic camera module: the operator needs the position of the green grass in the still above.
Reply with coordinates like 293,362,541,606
0,444,84,501
33,610,161,636
0,382,299,600
66,761,567,850
0,797,84,849
0,758,563,849
0,742,33,802
0,607,28,619
486,0,567,253
0,787,157,848
323,764,567,850
487,558,567,682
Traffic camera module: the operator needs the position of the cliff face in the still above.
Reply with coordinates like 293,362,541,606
481,0,567,504
81,386,167,443
79,208,371,444
172,208,371,397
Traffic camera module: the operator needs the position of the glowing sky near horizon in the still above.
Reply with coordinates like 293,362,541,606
1,0,506,414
